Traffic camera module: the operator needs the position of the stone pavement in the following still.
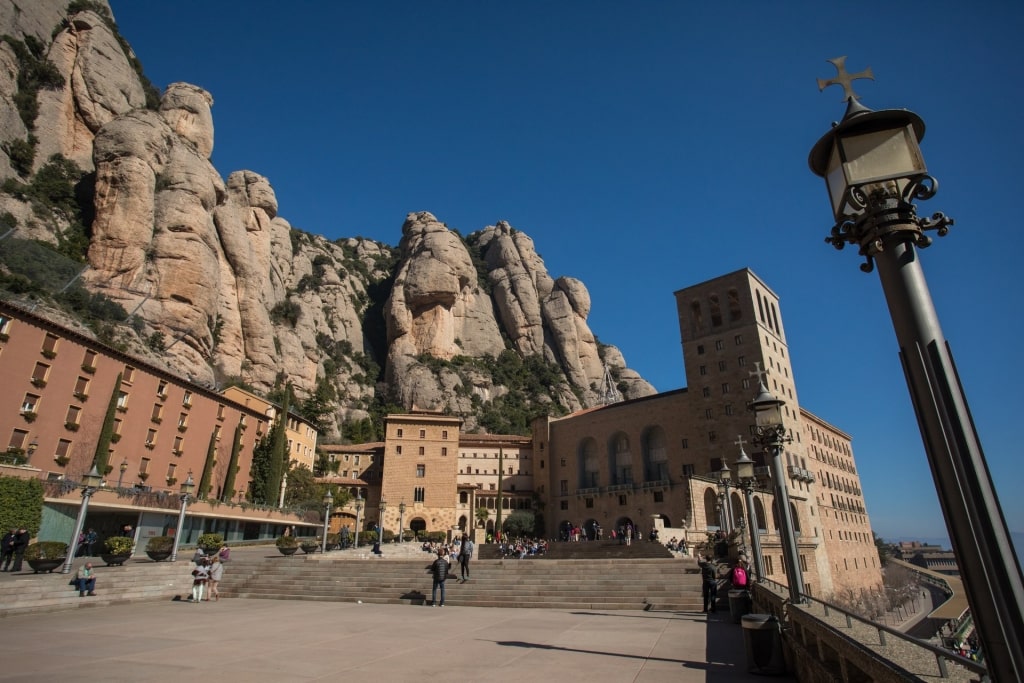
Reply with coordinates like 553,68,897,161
0,596,792,682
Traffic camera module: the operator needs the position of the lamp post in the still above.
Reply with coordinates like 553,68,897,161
748,368,805,604
321,490,333,554
398,501,406,544
810,57,1024,680
117,457,128,488
378,499,387,545
62,465,103,574
733,436,765,583
170,471,195,562
354,495,363,548
716,461,734,533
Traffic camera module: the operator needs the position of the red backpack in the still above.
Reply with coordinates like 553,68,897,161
732,565,748,587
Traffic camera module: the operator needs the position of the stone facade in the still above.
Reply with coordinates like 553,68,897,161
221,386,319,472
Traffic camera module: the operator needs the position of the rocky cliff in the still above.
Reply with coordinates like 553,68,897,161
0,0,656,438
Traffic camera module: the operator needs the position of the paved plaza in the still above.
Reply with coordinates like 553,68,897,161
0,596,791,682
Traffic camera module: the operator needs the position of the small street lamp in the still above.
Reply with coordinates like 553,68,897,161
321,489,333,554
353,495,363,548
378,499,387,545
810,57,1024,680
748,366,805,604
62,465,103,574
170,471,195,562
733,436,765,583
117,457,128,489
398,501,406,544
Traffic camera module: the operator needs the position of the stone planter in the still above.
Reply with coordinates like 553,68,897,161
100,553,131,566
26,558,64,573
300,544,318,554
277,546,299,556
146,550,172,562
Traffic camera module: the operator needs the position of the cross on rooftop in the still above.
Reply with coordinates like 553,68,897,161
817,56,874,102
733,435,748,453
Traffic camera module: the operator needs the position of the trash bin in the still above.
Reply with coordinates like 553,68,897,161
741,614,785,675
728,589,752,623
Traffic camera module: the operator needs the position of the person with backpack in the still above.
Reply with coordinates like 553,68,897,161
429,549,450,607
731,558,750,589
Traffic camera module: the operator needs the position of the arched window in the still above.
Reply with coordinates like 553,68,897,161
642,426,668,482
580,438,599,488
728,289,742,322
709,294,723,327
610,432,632,485
730,491,743,526
691,300,703,332
703,488,720,529
791,502,801,534
756,290,766,324
753,497,767,532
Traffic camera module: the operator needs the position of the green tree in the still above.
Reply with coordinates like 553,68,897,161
197,430,217,499
264,387,291,506
220,423,242,502
475,506,490,529
247,431,274,504
873,532,891,566
0,476,43,536
502,511,536,538
91,372,121,474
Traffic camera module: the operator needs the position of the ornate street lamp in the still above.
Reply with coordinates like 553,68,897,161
716,461,734,532
117,457,128,489
733,436,765,583
62,465,103,574
321,489,333,554
398,501,406,544
810,57,1024,680
170,471,195,562
354,494,363,548
748,367,805,604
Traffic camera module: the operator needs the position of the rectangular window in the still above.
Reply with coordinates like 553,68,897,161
702,387,711,398
123,365,135,383
74,376,89,397
21,393,39,413
715,340,724,351
395,445,402,455
441,447,448,456
442,430,448,439
618,495,627,506
735,334,743,345
721,383,730,394
559,480,568,495
117,391,129,409
151,404,163,422
65,405,81,426
8,429,28,450
742,378,751,390
416,464,425,478
697,344,705,355
718,360,727,371
113,418,122,435
681,439,689,449
765,556,774,575
0,315,10,335
182,391,193,407
173,436,183,454
82,349,97,369
140,457,150,474
145,429,157,446
418,446,425,455
699,365,707,376
705,408,713,419
55,439,71,457
708,431,717,443
414,487,425,502
213,425,221,440
42,333,59,355
166,462,177,479
560,500,569,510
217,404,225,420
682,464,695,476
157,380,168,397
32,362,49,383
396,428,403,437
585,497,594,508
725,405,734,416
738,355,746,367
419,429,426,439
178,413,188,428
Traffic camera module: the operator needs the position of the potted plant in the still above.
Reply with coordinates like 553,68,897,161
25,541,67,573
100,536,134,566
300,539,319,554
145,535,174,561
276,535,299,556
196,533,224,556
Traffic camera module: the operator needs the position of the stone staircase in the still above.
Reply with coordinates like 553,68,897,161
218,552,704,610
479,538,675,561
0,558,195,617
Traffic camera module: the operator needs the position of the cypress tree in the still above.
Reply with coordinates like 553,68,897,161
198,429,217,499
265,386,291,507
92,372,122,474
221,422,242,502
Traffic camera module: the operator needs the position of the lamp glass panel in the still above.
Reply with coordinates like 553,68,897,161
826,144,847,216
82,469,103,488
736,458,754,481
840,126,925,185
754,402,782,428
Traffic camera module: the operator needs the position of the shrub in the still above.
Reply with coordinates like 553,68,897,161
24,541,67,560
276,535,298,548
145,536,174,553
196,533,223,550
103,536,133,555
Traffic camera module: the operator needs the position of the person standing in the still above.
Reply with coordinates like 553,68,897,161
430,549,450,607
75,562,97,597
699,555,719,613
10,528,29,572
208,556,224,601
458,535,474,582
625,524,633,547
0,528,15,571
190,558,210,603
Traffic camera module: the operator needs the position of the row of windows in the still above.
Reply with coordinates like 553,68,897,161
696,335,744,355
395,428,450,439
395,445,448,456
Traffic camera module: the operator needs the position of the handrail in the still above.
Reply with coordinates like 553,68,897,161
753,578,988,681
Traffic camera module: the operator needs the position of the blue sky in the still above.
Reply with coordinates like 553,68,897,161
109,1,1023,548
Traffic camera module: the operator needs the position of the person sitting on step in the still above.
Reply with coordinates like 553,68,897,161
75,562,97,597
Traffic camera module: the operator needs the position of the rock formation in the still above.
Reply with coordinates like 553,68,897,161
0,0,656,439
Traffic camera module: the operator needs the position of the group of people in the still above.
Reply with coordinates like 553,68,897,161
698,554,751,613
664,537,689,555
497,537,547,559
0,528,29,572
188,546,229,603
